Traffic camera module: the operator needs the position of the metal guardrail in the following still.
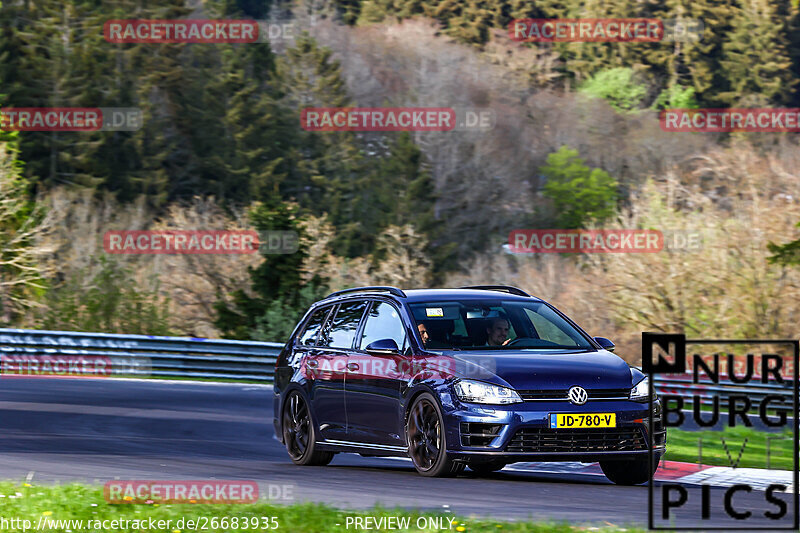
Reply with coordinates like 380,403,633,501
0,328,283,382
0,328,796,403
654,375,794,412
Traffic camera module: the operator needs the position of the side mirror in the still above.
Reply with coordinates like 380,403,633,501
594,337,615,352
365,338,400,355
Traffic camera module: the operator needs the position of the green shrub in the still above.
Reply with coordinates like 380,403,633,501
652,84,699,109
579,68,647,112
541,146,619,229
40,256,171,335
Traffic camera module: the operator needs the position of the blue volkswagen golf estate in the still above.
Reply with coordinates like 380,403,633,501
273,286,665,484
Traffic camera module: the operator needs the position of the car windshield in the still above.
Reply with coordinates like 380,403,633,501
409,299,594,350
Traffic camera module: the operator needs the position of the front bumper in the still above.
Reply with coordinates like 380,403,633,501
439,392,666,463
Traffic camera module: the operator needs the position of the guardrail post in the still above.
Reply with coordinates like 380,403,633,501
767,436,772,470
766,435,788,470
698,437,702,467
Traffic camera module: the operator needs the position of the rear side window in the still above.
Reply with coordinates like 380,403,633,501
298,306,331,346
319,300,368,349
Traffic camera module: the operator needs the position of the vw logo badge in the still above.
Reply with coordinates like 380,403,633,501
568,386,588,405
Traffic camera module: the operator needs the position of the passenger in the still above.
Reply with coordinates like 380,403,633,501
417,322,430,347
486,317,511,346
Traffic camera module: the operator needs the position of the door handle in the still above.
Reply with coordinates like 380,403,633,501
306,360,319,368
346,362,359,372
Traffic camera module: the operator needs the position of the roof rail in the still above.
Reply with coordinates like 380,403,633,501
325,286,407,299
460,285,532,297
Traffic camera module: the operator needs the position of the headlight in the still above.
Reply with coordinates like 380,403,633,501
454,380,523,405
630,377,655,402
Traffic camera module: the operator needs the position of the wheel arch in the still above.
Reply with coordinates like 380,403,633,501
276,383,313,445
402,384,441,429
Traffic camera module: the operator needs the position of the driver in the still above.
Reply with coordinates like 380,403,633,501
486,317,511,346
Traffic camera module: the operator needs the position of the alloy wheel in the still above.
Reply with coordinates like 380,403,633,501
283,393,311,460
407,398,442,471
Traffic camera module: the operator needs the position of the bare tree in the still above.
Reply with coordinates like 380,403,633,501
0,142,54,324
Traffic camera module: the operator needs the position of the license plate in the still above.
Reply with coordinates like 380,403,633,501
550,413,616,428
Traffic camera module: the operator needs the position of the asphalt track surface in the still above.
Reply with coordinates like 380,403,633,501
0,378,795,528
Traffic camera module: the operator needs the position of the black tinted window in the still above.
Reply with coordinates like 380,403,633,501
297,306,331,346
319,301,368,349
408,299,593,350
359,302,406,351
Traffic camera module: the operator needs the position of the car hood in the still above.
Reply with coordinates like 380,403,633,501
431,349,634,391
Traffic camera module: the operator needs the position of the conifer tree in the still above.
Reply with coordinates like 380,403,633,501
276,34,362,244
718,0,795,106
668,0,737,106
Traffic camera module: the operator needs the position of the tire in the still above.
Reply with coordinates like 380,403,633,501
468,460,506,475
406,393,463,477
600,456,656,485
282,392,334,466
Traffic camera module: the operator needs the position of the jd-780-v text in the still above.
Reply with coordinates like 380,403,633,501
273,285,665,483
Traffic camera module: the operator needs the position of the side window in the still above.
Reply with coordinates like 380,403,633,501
297,306,331,346
359,302,406,351
319,300,368,349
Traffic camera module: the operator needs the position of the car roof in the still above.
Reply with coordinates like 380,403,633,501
403,288,543,303
318,287,543,305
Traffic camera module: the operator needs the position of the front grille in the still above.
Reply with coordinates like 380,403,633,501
460,422,503,447
518,388,630,401
506,427,647,453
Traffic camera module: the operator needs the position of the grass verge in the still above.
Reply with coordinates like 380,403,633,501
0,482,645,533
664,426,795,470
